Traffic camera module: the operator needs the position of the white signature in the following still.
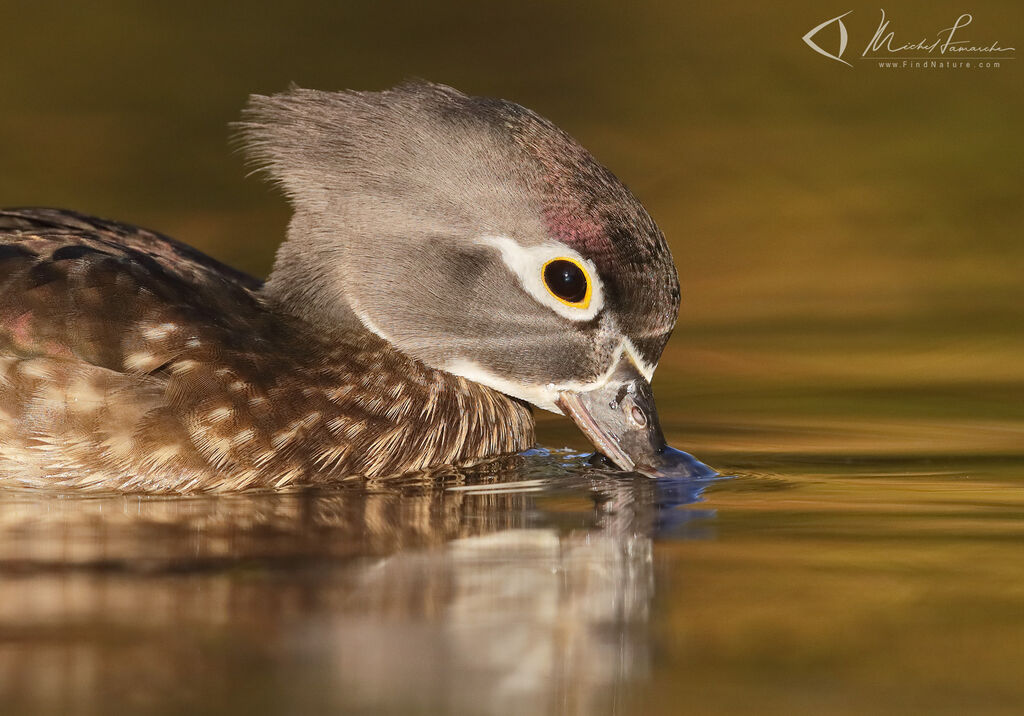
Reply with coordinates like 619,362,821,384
803,10,1016,66
863,10,1016,56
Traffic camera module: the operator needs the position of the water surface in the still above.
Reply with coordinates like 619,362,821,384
1,437,1022,715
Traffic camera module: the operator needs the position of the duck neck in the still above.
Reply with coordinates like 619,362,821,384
258,221,537,477
261,212,367,338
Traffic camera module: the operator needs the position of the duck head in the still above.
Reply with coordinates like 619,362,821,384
241,82,711,478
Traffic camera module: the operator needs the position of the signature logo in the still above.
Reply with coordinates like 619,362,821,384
803,10,1016,67
802,11,853,66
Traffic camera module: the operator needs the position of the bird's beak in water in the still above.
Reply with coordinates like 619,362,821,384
555,353,715,479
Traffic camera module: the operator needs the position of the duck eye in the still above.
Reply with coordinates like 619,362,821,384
542,258,591,308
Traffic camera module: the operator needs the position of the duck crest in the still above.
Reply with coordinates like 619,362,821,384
0,209,534,491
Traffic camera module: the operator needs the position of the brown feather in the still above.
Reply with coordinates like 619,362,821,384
0,209,535,492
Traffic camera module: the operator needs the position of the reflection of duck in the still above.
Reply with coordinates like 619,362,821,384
334,528,655,716
0,465,712,714
0,455,714,568
0,82,708,491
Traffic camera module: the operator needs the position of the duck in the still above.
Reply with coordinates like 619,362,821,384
0,81,710,492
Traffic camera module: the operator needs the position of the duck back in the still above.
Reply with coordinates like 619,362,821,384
0,209,533,491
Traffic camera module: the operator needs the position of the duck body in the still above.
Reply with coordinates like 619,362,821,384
0,82,711,492
0,208,533,491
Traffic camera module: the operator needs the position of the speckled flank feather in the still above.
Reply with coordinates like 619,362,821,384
0,209,534,492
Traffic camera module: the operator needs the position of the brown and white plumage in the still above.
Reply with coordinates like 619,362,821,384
0,209,532,491
0,82,708,492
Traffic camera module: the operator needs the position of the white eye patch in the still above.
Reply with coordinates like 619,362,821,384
478,235,605,321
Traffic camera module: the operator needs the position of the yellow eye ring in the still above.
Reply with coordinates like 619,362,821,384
542,257,592,309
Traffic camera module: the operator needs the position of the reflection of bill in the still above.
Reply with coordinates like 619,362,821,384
326,529,653,715
0,459,717,715
315,474,715,716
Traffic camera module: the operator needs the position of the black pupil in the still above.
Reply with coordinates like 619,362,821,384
544,260,587,303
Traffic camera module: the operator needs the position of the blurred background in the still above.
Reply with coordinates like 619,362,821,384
1,0,1021,459
1,3,1023,715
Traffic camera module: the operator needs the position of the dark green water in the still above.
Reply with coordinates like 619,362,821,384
1,1,1022,713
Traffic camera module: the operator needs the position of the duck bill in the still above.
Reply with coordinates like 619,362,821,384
555,354,714,479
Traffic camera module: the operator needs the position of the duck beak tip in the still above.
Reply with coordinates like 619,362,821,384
555,355,715,480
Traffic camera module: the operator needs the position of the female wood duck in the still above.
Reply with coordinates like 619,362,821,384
0,82,709,492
